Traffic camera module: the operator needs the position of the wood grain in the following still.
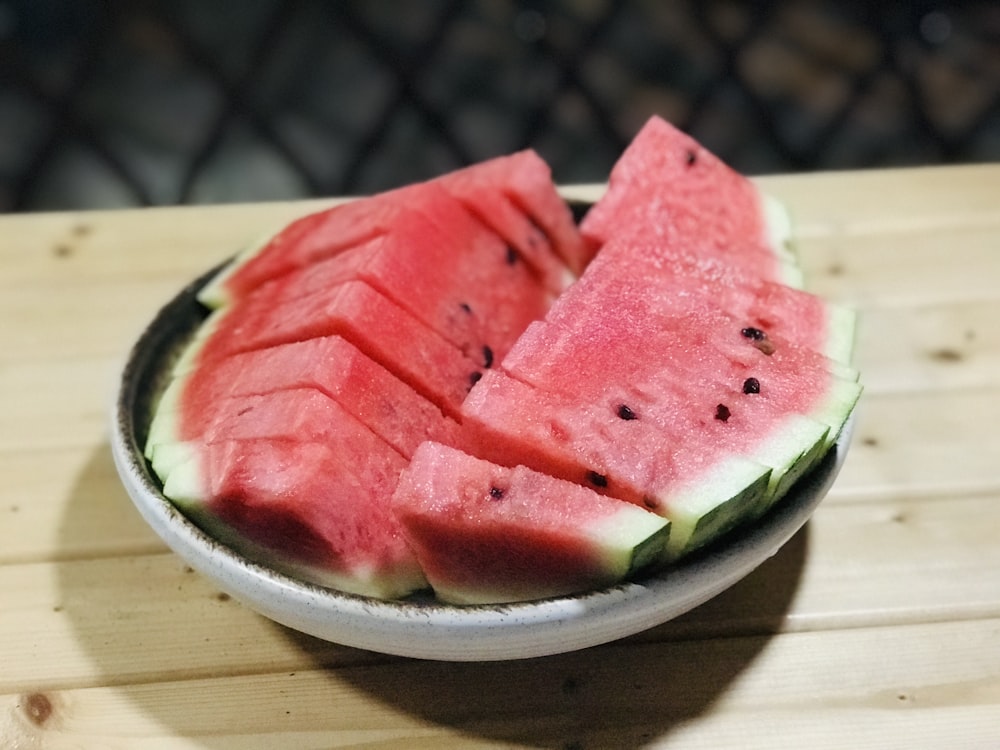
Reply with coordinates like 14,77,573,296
1,164,999,748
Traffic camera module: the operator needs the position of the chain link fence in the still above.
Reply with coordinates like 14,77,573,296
1,0,998,212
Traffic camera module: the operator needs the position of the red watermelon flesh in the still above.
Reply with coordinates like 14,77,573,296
461,370,775,556
198,183,453,309
505,301,852,444
437,150,584,287
580,116,788,271
147,336,460,461
164,390,426,596
390,441,669,604
549,243,854,364
198,201,389,309
201,163,579,309
495,273,857,477
588,197,798,286
269,200,552,364
202,194,551,370
189,280,483,419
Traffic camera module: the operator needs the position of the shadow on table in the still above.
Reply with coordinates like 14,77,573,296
55,443,808,748
316,527,810,748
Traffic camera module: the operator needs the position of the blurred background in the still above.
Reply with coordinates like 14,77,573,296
1,0,998,213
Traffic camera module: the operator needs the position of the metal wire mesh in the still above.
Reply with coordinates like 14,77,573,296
1,0,998,212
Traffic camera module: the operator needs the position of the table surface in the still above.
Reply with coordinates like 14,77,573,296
2,165,999,748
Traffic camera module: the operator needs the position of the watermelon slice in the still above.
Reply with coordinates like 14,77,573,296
476,212,859,554
179,280,484,418
200,160,576,308
437,150,588,283
391,441,669,604
158,389,427,599
462,368,824,557
580,115,796,277
573,238,854,363
146,336,460,464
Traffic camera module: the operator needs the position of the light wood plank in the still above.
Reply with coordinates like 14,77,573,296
0,279,194,362
853,299,1000,395
793,222,1000,309
3,491,998,695
2,617,998,749
0,446,164,565
831,387,1000,501
0,200,334,288
0,553,375,696
0,356,120,453
759,163,1000,235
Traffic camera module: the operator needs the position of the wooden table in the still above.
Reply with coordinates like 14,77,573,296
2,165,999,748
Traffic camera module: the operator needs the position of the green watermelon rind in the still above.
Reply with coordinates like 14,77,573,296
663,456,773,559
581,501,673,579
761,192,797,263
824,304,859,365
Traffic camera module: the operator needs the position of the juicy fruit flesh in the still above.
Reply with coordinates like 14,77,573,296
579,116,778,264
161,402,428,599
148,119,859,605
391,442,669,604
189,280,484,418
147,335,460,461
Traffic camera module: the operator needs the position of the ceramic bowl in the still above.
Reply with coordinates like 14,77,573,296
110,263,853,662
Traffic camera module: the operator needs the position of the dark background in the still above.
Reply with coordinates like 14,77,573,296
1,0,998,213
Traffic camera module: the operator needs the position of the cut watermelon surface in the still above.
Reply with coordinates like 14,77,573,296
580,116,797,278
200,158,576,308
180,280,485,418
391,442,669,604
146,116,860,604
147,336,461,462
437,150,590,280
159,394,427,599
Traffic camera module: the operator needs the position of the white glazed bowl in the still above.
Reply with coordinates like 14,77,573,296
111,264,853,662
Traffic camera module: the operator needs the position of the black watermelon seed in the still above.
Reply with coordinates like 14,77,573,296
715,404,731,422
617,404,637,420
483,345,494,369
469,371,483,387
459,302,473,315
587,471,608,488
506,246,518,265
743,377,761,394
686,149,697,166
489,486,504,500
741,326,766,341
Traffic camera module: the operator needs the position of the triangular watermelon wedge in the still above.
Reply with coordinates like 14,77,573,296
461,370,775,558
177,280,484,419
158,390,427,599
580,115,797,276
146,336,460,463
391,441,669,604
437,150,588,283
